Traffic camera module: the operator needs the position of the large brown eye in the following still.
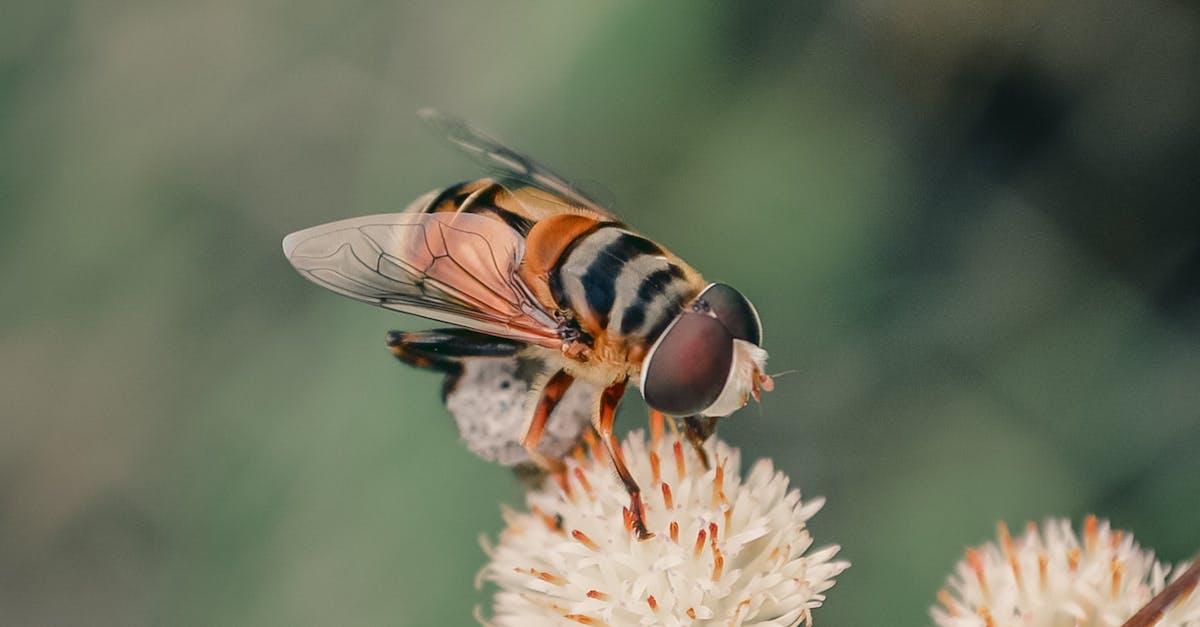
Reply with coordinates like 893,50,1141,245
641,313,734,415
697,283,763,345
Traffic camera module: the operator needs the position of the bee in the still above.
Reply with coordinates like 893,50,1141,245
282,111,773,538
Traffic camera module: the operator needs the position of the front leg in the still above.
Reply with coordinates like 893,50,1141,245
593,379,653,540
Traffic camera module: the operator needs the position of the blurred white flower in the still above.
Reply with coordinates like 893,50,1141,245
932,517,1200,627
478,428,848,626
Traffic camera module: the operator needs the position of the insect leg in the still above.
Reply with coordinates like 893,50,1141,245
593,380,653,540
520,369,575,474
386,329,524,397
682,415,718,471
1121,556,1200,627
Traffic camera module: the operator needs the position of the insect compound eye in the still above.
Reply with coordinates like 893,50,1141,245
696,283,763,346
641,313,735,416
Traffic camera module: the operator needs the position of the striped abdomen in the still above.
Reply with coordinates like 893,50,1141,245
551,225,700,343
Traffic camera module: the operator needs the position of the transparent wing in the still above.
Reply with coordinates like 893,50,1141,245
418,108,616,218
283,212,562,347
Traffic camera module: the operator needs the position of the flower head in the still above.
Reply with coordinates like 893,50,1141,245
933,516,1200,627
479,428,848,626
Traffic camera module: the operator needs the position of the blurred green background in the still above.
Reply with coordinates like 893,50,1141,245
3,1,1198,625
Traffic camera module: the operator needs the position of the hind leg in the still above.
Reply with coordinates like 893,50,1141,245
385,328,524,397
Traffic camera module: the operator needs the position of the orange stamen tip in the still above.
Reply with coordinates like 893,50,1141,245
978,605,996,627
1068,547,1081,572
686,608,697,620
584,429,604,463
1038,552,1048,590
669,521,679,543
650,411,664,446
649,451,662,485
712,463,726,507
673,441,685,478
661,483,674,510
564,613,604,626
522,568,565,586
999,521,1022,586
572,529,600,551
586,589,609,601
1084,515,1098,551
713,551,725,581
646,595,658,611
531,506,561,533
554,472,572,498
1112,558,1123,597
967,548,990,597
694,529,707,557
938,589,958,616
573,467,593,497
709,522,719,544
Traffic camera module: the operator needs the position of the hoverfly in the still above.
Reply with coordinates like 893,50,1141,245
282,111,772,538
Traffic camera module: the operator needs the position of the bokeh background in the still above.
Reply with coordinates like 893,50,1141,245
3,1,1198,625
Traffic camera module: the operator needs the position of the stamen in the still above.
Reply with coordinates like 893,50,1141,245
669,521,679,543
531,506,561,533
978,606,995,627
554,472,572,499
1112,558,1123,598
572,529,600,551
646,595,658,611
649,451,661,485
650,410,664,447
967,549,990,601
709,522,719,544
516,567,565,586
673,441,686,479
661,483,674,510
1068,548,1081,572
1038,552,1048,591
712,461,726,508
586,590,609,601
734,599,751,621
686,608,697,620
584,429,604,464
573,467,593,498
998,521,1022,589
1084,515,1098,553
694,528,707,558
564,613,607,626
713,550,725,581
938,589,958,616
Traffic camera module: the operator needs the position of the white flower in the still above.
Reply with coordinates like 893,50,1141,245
932,517,1200,627
478,428,848,626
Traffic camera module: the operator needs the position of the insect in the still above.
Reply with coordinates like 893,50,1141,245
282,111,773,538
